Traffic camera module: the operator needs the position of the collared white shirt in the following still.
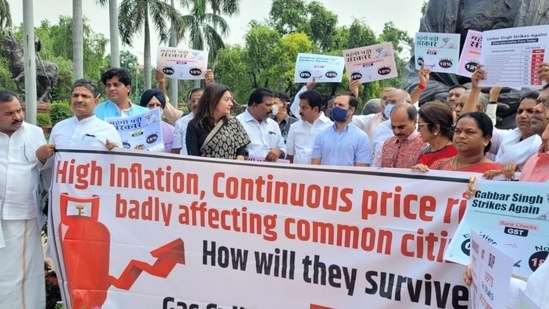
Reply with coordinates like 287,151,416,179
0,122,46,220
173,112,194,155
372,120,393,167
353,112,385,147
50,115,122,149
236,109,287,158
286,112,332,164
40,115,123,189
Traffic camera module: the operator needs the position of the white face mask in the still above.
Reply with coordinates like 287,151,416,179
270,104,279,118
383,103,395,119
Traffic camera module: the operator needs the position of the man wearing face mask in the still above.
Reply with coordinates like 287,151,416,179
272,92,297,142
311,92,370,166
237,87,287,162
353,85,397,147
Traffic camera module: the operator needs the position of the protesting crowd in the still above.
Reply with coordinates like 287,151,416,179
1,45,549,307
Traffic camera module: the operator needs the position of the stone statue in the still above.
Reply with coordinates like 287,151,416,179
402,0,549,127
2,34,59,102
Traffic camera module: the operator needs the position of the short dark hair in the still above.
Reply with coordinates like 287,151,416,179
72,79,100,98
274,92,290,103
247,87,274,106
456,112,493,153
101,68,132,86
299,90,322,112
418,101,454,139
519,91,540,103
448,84,467,92
335,91,358,110
0,89,18,104
188,88,203,100
140,88,166,109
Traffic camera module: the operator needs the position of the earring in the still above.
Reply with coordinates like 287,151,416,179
434,132,438,136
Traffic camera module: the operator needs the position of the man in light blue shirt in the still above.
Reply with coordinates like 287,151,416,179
311,92,370,166
94,68,148,120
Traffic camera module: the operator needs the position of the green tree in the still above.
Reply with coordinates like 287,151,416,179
118,0,186,90
214,45,250,105
305,1,338,52
269,0,307,35
278,32,313,93
245,22,282,89
0,0,12,30
178,0,239,61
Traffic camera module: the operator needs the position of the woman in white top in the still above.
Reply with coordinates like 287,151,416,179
463,65,542,179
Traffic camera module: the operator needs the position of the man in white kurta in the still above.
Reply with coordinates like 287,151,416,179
286,89,332,164
37,79,121,186
237,87,286,162
0,90,46,308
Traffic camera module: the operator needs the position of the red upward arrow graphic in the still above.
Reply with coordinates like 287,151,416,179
109,238,185,290
310,305,335,309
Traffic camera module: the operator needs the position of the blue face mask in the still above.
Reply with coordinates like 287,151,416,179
331,106,349,122
384,103,395,119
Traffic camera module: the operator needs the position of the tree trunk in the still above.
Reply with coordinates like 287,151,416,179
169,0,178,107
109,0,120,67
23,0,37,123
143,6,151,90
72,0,84,80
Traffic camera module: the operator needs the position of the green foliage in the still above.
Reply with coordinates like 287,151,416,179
36,113,52,127
48,100,72,126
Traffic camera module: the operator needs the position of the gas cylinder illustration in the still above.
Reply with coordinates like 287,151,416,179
59,193,110,309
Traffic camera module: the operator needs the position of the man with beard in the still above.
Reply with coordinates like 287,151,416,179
311,92,370,166
0,90,46,308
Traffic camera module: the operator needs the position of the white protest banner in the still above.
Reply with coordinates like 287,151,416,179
415,32,461,73
157,46,208,80
105,108,163,150
518,289,542,309
343,42,398,83
480,25,548,88
457,30,483,78
444,180,549,278
49,151,475,309
469,230,514,309
294,53,345,83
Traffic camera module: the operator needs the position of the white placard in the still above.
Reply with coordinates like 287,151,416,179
294,53,345,83
480,25,548,88
415,32,461,73
343,42,398,83
157,46,208,80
